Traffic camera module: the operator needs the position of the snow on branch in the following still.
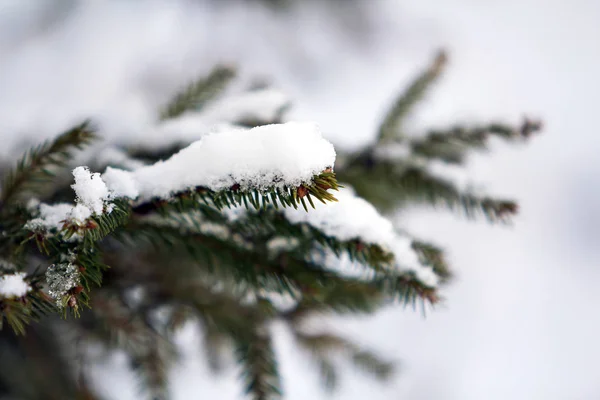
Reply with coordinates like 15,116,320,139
118,121,335,199
26,122,337,233
0,272,31,299
284,188,439,288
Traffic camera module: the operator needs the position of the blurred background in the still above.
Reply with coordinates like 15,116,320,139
1,0,599,399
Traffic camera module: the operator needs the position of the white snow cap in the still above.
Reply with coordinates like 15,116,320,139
284,188,439,287
26,203,76,231
27,122,335,229
71,166,110,215
0,272,31,298
105,121,335,200
102,167,140,199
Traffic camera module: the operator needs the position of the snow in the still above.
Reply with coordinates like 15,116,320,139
109,121,335,199
27,167,110,231
69,204,93,222
284,188,437,286
102,167,139,199
373,143,412,161
27,122,334,231
198,222,230,240
71,166,110,215
26,203,75,231
0,272,31,298
267,237,300,255
4,1,593,399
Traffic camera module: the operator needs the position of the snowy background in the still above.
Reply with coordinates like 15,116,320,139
1,0,600,399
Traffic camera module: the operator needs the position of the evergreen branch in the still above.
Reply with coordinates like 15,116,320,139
82,292,176,399
0,277,54,335
396,167,518,222
410,118,542,164
377,50,447,142
282,280,383,323
235,329,282,400
158,276,283,399
293,331,394,390
159,66,236,120
221,208,393,272
0,323,91,399
131,342,174,400
131,169,340,215
373,273,440,307
118,223,337,296
412,241,452,283
342,162,518,221
0,121,96,209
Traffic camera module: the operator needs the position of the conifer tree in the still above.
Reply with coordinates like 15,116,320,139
0,52,539,400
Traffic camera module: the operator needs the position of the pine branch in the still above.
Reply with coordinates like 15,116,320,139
0,121,95,209
119,222,337,297
0,323,92,399
154,276,282,399
282,280,383,323
235,329,282,400
341,162,518,221
293,331,394,391
396,167,518,222
377,50,447,142
131,342,174,400
410,119,542,164
411,241,452,283
131,169,340,215
0,276,55,335
159,66,236,120
373,273,439,308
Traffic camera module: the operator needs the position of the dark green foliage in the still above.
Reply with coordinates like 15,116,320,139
235,330,282,400
0,121,95,209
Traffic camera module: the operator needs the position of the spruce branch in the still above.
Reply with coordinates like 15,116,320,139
293,331,394,391
377,50,447,142
235,329,282,400
131,169,340,215
410,118,542,164
396,167,518,222
0,121,95,209
412,241,452,283
342,162,518,221
373,273,440,307
0,276,54,335
282,281,383,323
119,223,337,296
0,323,95,399
131,342,175,400
159,66,236,120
